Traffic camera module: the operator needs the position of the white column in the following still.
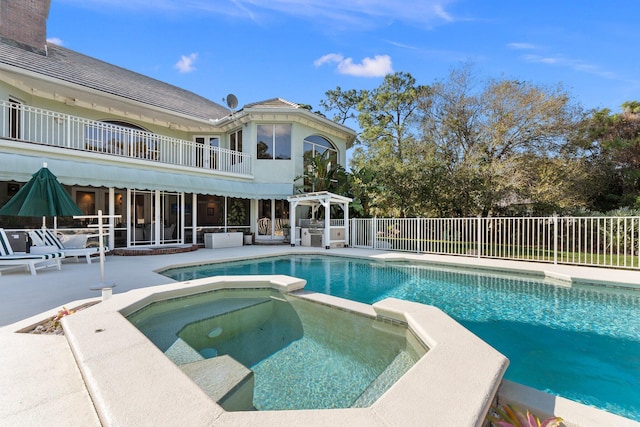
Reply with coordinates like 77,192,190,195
126,189,132,247
179,192,185,244
154,190,161,245
323,199,330,249
108,187,115,250
191,193,197,244
289,200,297,247
343,201,349,247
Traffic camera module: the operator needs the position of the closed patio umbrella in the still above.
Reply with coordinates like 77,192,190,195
0,163,82,219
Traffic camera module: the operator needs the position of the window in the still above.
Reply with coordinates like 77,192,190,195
84,120,155,159
8,98,22,139
257,124,291,160
257,199,289,236
230,129,242,152
194,136,219,169
303,135,339,192
229,128,243,164
303,135,337,161
197,195,224,226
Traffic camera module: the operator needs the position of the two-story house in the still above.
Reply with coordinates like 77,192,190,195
0,1,355,249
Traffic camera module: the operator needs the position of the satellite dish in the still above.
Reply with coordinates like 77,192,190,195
225,93,238,110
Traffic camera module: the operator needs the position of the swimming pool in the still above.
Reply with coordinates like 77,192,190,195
126,288,426,410
164,255,640,421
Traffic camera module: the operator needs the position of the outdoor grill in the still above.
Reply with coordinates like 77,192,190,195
301,219,324,247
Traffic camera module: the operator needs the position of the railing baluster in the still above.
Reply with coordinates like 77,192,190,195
0,100,251,175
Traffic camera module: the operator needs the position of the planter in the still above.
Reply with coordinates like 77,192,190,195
244,234,253,245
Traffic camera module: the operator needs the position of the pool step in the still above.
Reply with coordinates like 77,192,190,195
164,338,204,365
352,350,415,408
180,355,255,411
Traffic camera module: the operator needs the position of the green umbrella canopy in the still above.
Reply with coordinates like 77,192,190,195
0,164,83,217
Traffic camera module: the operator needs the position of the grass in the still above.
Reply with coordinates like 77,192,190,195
376,237,640,269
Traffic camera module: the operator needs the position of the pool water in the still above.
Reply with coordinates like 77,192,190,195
164,255,640,421
127,288,425,410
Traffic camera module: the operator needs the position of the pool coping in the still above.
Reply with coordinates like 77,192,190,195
3,248,640,426
157,250,640,291
60,275,509,426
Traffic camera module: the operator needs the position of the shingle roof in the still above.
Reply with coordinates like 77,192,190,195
0,42,230,121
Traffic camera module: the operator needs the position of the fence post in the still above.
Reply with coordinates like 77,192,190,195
416,217,421,253
372,217,377,250
553,214,558,265
477,215,482,258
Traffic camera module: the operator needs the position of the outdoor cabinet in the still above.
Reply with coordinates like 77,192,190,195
204,232,243,249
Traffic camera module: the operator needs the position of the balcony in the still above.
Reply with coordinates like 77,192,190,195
0,100,251,176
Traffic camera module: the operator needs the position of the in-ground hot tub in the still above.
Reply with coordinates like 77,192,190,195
61,274,508,426
126,288,427,411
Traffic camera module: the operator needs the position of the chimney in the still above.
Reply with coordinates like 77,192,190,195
0,0,51,55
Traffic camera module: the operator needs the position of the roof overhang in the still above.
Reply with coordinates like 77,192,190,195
0,64,224,132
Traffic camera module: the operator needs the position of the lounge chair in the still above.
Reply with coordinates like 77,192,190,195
29,228,103,264
0,228,64,275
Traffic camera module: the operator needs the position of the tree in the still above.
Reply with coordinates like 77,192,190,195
356,72,429,164
581,102,640,210
319,87,362,125
511,154,593,215
322,72,430,216
320,65,585,218
420,64,584,216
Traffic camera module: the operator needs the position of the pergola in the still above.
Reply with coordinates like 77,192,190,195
287,191,352,249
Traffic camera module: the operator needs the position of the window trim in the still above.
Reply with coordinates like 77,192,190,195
256,123,292,160
8,97,23,140
194,135,221,169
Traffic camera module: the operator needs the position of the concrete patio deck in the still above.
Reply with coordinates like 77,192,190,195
1,245,639,426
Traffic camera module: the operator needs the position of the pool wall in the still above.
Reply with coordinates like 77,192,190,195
59,275,509,426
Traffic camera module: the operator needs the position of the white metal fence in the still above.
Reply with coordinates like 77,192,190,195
0,100,251,176
351,216,640,269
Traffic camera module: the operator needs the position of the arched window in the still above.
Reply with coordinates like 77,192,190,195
302,135,338,192
304,135,337,162
84,120,157,159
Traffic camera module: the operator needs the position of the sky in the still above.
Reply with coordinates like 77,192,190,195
47,0,640,118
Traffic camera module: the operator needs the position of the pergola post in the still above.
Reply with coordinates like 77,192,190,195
321,199,330,249
343,200,349,247
289,200,298,247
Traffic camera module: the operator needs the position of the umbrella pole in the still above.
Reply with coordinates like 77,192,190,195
74,210,120,291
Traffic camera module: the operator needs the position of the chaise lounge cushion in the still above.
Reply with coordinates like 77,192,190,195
29,228,103,264
0,229,64,275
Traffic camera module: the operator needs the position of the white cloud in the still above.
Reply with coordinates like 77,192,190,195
46,37,63,46
522,54,617,79
338,55,394,77
507,42,537,50
433,4,454,22
314,53,345,67
174,53,198,73
314,53,393,77
67,0,457,30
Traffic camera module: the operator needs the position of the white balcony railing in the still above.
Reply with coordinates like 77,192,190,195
0,100,251,176
351,216,640,270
